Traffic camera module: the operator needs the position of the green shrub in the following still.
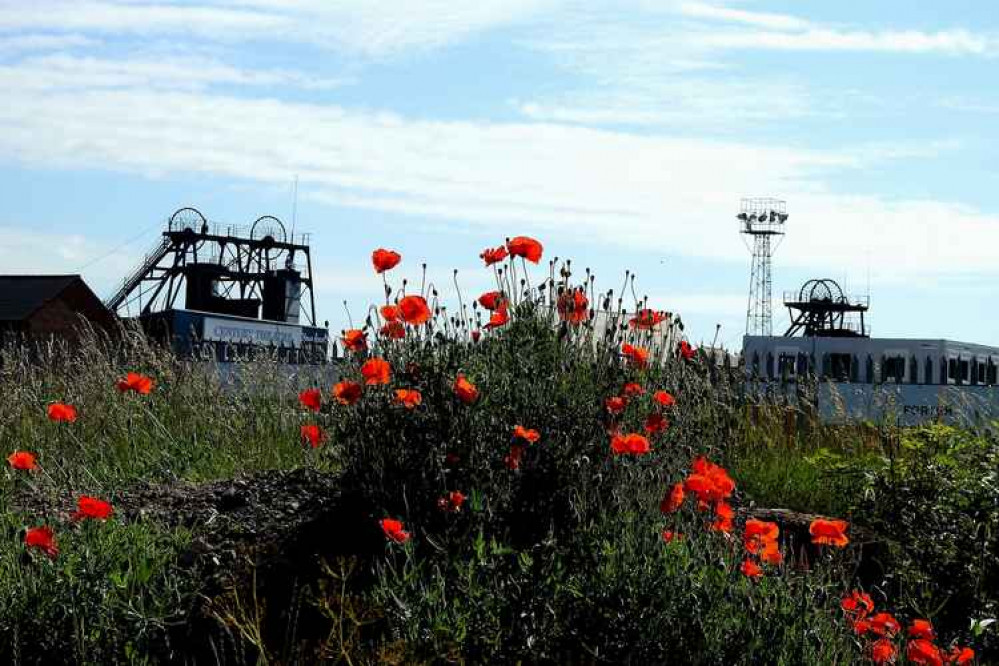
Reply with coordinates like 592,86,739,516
847,424,999,656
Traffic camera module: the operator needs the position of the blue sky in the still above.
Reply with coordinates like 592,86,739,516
1,0,998,349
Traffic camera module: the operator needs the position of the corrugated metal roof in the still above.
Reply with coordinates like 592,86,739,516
0,275,80,321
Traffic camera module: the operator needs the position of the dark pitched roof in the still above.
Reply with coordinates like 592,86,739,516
0,275,81,321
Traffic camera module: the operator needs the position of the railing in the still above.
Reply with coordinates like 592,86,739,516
105,237,172,309
782,291,869,307
166,219,311,247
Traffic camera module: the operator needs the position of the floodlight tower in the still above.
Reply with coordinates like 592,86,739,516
739,198,787,337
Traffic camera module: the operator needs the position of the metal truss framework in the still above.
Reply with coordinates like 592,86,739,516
739,198,787,337
106,207,318,327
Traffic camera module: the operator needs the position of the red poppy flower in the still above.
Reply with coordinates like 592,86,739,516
361,358,391,385
622,382,644,398
684,457,736,503
809,517,850,547
300,424,325,448
644,413,669,434
380,321,406,339
506,236,543,263
437,490,466,513
341,329,367,353
870,612,902,637
379,518,411,544
629,308,669,330
909,619,935,640
398,295,431,325
116,372,154,395
480,245,508,266
298,388,322,412
661,483,685,513
842,590,875,619
653,390,676,407
333,380,363,405
610,433,651,456
946,647,975,665
477,291,506,311
381,305,400,321
621,343,649,368
47,402,77,423
445,452,460,466
759,541,783,565
504,444,524,470
74,495,113,521
7,450,37,471
557,288,589,324
679,340,696,360
453,374,479,404
661,530,680,544
740,559,762,578
744,519,779,554
394,388,422,409
710,500,734,532
605,396,626,414
907,639,944,666
470,330,481,343
371,248,401,273
853,617,873,633
871,639,897,664
485,304,510,329
513,425,540,444
24,526,58,558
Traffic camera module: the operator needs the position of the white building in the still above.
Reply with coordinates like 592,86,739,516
743,279,999,426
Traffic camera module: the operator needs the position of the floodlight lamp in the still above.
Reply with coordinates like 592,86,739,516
737,212,748,221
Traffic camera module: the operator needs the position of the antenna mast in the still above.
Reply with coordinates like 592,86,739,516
739,198,787,337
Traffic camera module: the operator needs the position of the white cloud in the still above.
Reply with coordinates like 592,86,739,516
0,54,345,92
0,0,564,57
513,77,814,127
0,33,99,53
695,27,995,55
516,3,997,131
0,225,134,290
0,62,992,283
678,2,809,31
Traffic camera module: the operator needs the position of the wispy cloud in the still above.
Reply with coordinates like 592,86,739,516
0,59,992,281
694,27,995,55
678,2,809,32
0,54,346,92
0,0,565,57
516,2,997,131
0,33,99,54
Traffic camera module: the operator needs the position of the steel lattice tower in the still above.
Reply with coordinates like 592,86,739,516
739,198,787,336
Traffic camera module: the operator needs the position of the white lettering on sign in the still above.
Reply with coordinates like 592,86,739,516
202,317,302,346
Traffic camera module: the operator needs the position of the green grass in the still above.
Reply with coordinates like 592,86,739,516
0,307,991,663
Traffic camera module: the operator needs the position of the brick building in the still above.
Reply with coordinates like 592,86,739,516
0,275,116,338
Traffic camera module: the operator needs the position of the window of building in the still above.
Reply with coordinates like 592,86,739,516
829,353,852,381
777,352,797,380
909,356,919,384
924,356,933,385
883,355,905,383
978,360,987,384
989,359,998,386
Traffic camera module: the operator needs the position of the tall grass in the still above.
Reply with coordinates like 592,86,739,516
0,255,989,663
